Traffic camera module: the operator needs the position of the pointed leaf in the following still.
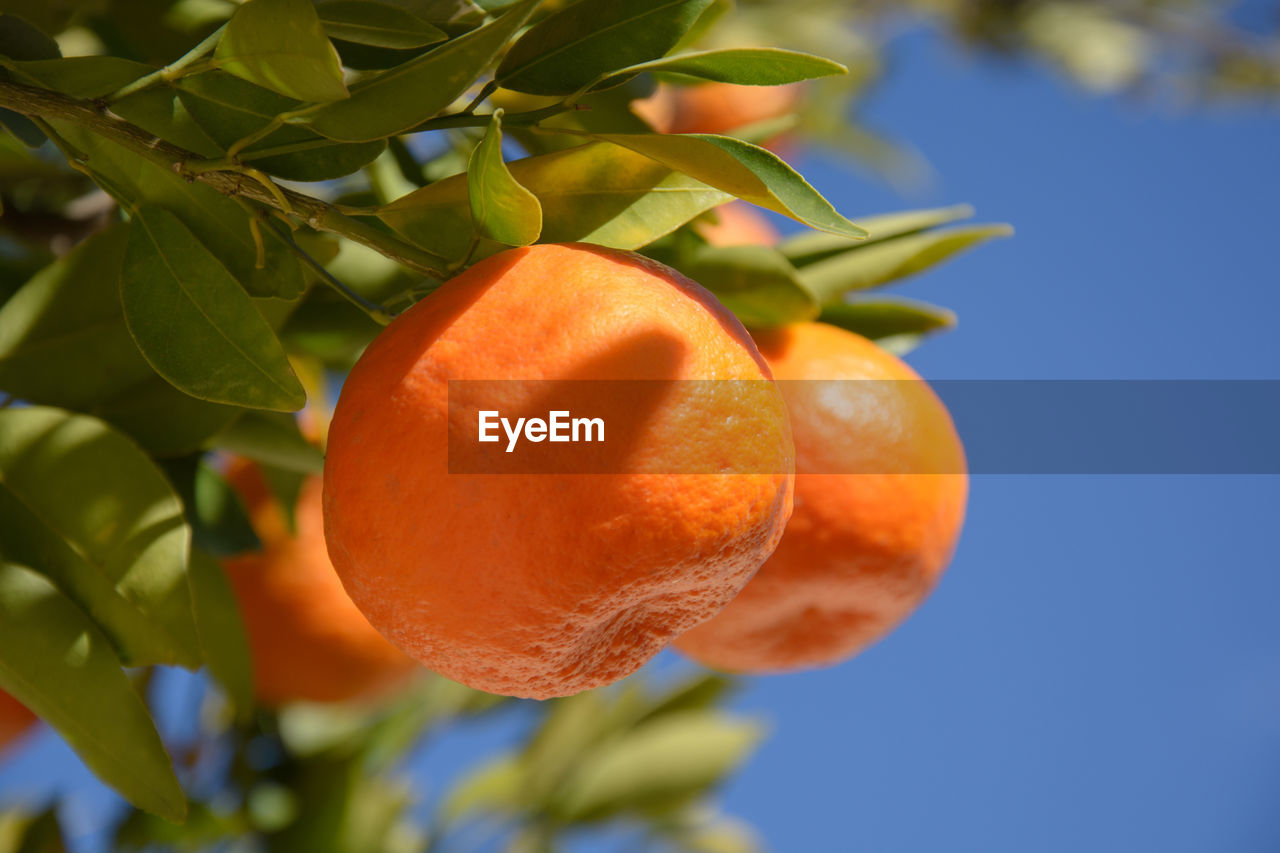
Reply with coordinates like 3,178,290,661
574,132,865,238
780,205,977,266
293,0,540,142
678,245,818,328
187,549,254,721
0,14,60,60
0,562,187,821
121,207,306,412
597,48,846,90
468,110,542,246
215,0,349,102
382,140,731,264
319,1,447,49
798,223,1013,302
0,406,201,669
819,296,957,341
439,755,525,821
496,0,713,95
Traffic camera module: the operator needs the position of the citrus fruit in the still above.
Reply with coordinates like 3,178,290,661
675,322,967,672
696,202,781,248
634,82,803,144
323,243,795,699
222,461,419,705
0,689,34,753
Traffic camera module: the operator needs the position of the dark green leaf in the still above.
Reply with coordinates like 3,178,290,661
213,411,324,474
187,549,254,721
468,109,542,246
797,223,1013,302
1,807,65,853
819,296,957,341
598,48,846,90
161,457,261,557
121,207,306,412
553,711,763,822
11,57,153,99
0,14,60,60
293,0,540,142
779,205,977,267
496,0,714,95
0,406,201,668
0,562,187,821
215,0,349,102
0,110,45,147
381,140,732,264
574,132,866,239
678,245,818,328
318,1,447,48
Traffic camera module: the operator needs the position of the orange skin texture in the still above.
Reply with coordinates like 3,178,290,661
323,243,795,699
0,689,35,753
222,463,419,705
676,323,967,672
696,202,780,248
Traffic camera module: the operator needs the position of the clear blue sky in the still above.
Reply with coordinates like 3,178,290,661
3,25,1278,853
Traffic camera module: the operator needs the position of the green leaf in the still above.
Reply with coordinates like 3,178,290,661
573,132,866,239
0,807,65,853
819,296,957,342
177,71,387,182
677,245,818,328
468,110,542,246
48,124,306,299
0,14,60,60
121,207,306,412
780,205,977,267
597,48,847,90
0,109,44,148
0,406,201,668
0,562,187,821
187,549,254,721
293,0,540,142
553,711,764,822
797,223,1014,303
318,1,447,48
637,672,736,723
381,140,731,264
496,0,714,95
213,411,324,474
161,457,260,557
440,754,526,821
215,0,349,102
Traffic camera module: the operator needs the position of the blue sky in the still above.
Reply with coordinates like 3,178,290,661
3,23,1278,853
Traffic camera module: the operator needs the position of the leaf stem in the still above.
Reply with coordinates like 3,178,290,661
269,222,397,326
105,25,226,103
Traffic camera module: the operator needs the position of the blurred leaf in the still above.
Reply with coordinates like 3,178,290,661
779,205,977,266
318,1,447,49
571,132,866,238
468,110,542,246
675,816,761,853
0,14,60,60
267,751,414,853
553,711,764,822
602,48,846,90
121,207,306,412
818,296,956,342
678,245,818,328
187,548,254,721
161,456,260,556
215,0,349,102
382,141,732,264
797,224,1013,302
637,672,736,723
0,406,201,668
293,0,540,142
0,109,44,148
496,0,714,95
0,562,187,821
213,411,324,474
112,800,244,853
440,754,525,821
0,808,64,853
258,462,307,534
93,379,242,457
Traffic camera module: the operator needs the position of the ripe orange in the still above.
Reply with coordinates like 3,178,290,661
0,689,34,753
222,461,419,705
323,243,795,699
696,201,781,248
675,322,967,672
634,82,803,142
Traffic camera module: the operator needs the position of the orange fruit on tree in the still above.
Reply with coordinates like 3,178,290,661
0,689,35,753
323,243,795,699
634,82,803,145
675,322,967,672
695,201,781,248
222,460,419,705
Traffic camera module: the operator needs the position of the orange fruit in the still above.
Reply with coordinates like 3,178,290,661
222,461,419,705
635,82,803,146
675,322,967,672
696,202,781,248
323,243,794,699
0,689,35,753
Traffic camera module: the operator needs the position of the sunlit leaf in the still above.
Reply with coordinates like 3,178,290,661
597,48,846,90
187,549,254,721
0,406,201,668
468,110,542,246
779,205,977,267
121,207,306,412
677,245,818,328
215,0,349,102
0,563,186,821
496,0,714,95
819,296,957,341
440,755,525,821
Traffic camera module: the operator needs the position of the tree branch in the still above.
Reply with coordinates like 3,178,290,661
0,79,448,278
